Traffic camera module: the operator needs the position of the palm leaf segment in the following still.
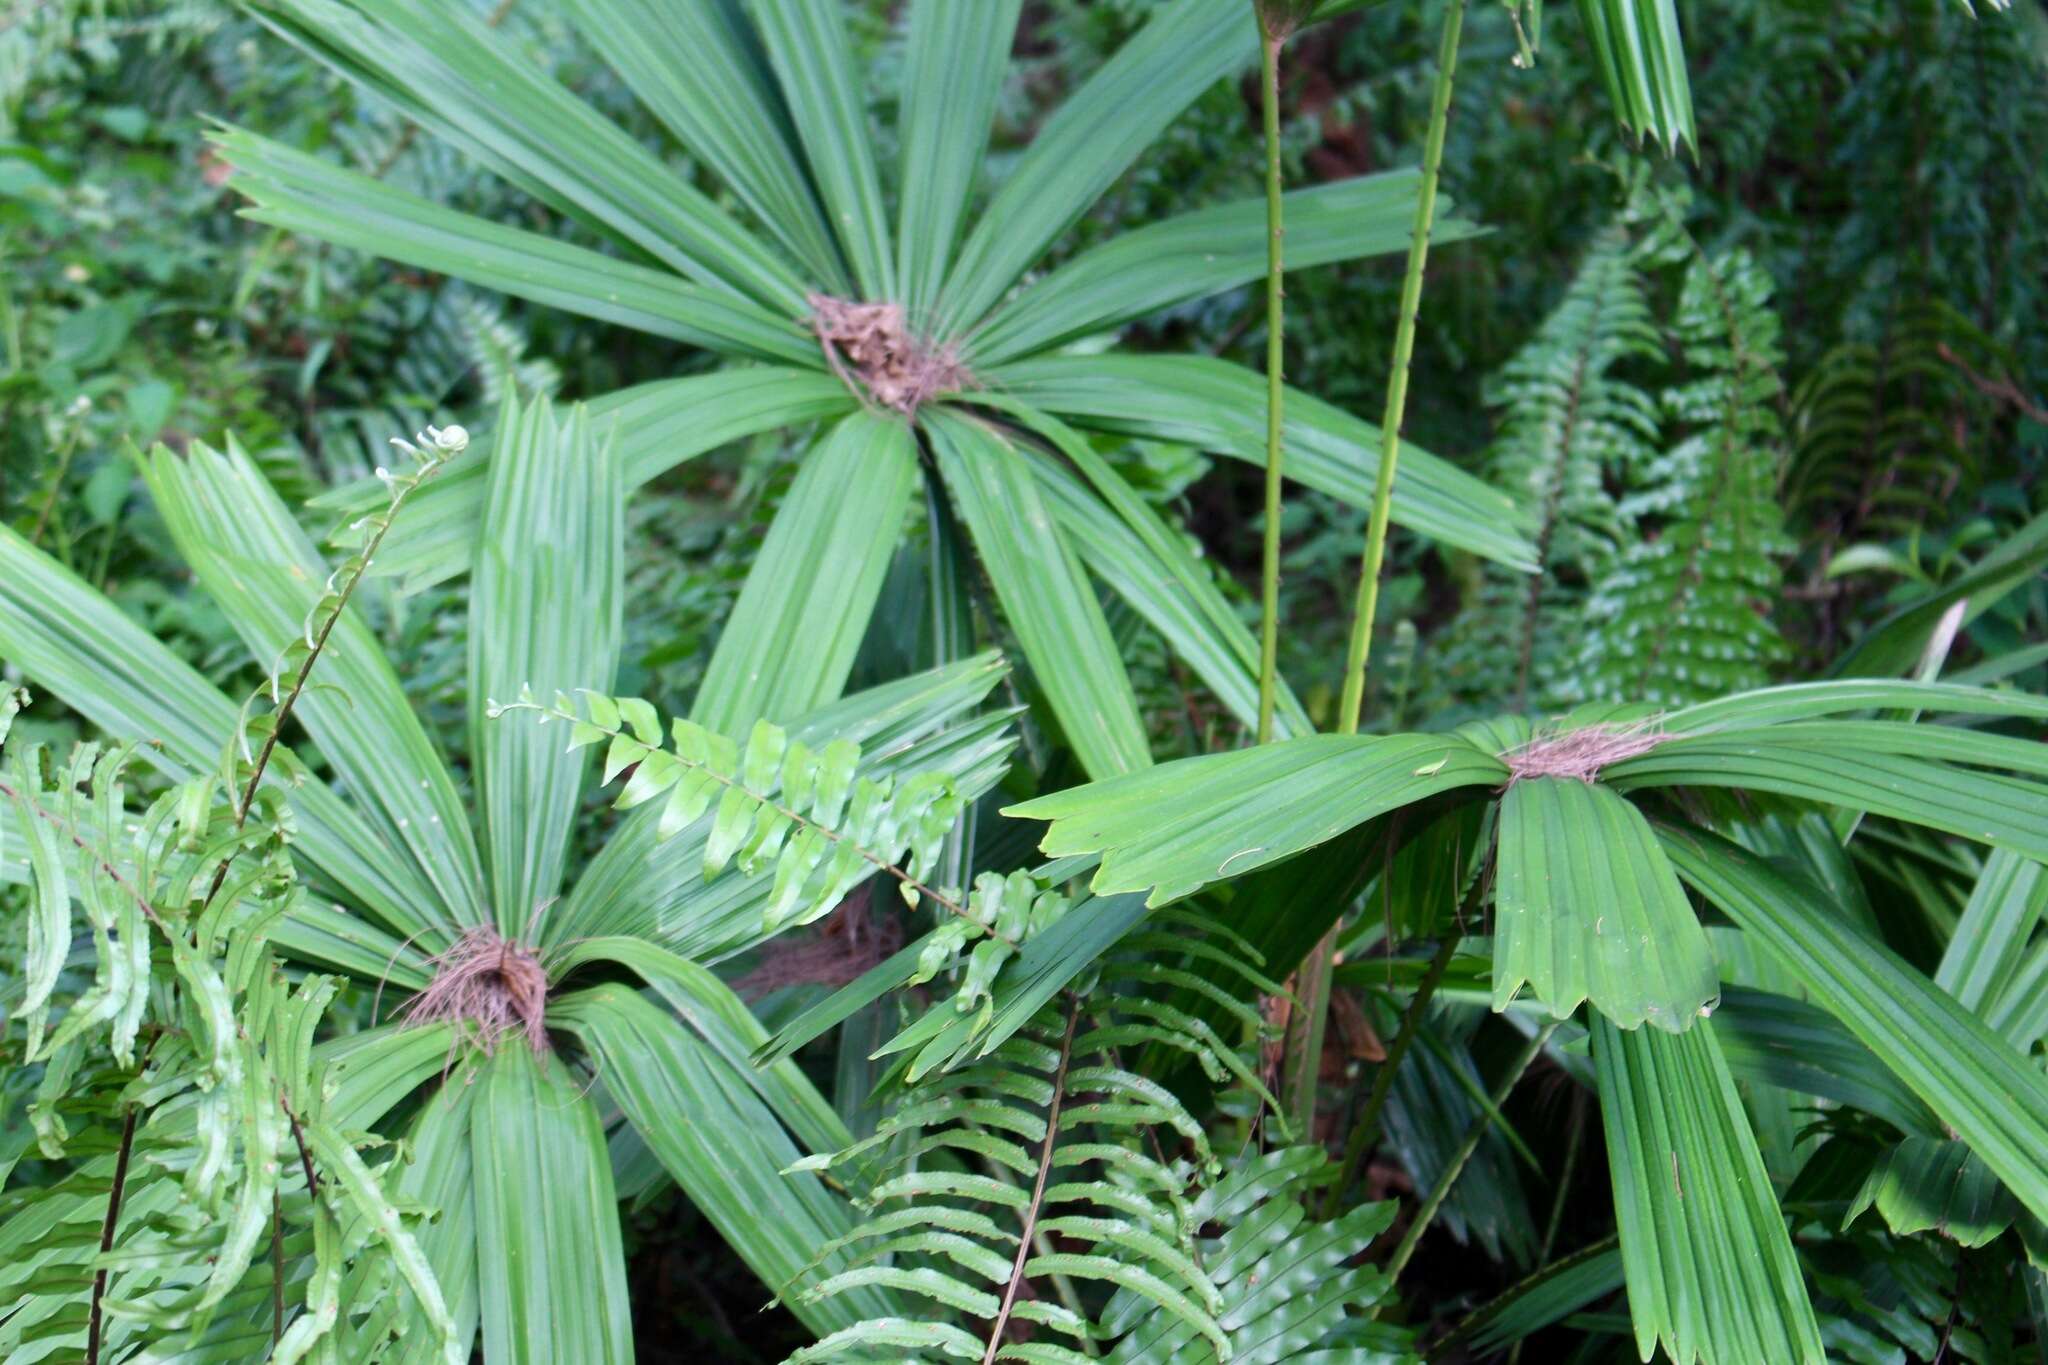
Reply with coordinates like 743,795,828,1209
221,0,1535,778
1010,683,2048,1364
0,401,1025,1357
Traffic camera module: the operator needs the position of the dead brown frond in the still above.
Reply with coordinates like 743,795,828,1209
1501,722,1670,785
808,293,968,415
399,927,551,1055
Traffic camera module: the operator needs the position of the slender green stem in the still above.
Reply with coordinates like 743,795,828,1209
1326,929,1462,1211
1285,0,1468,1142
1384,1018,1560,1283
29,419,82,550
1255,26,1289,745
1337,0,1468,735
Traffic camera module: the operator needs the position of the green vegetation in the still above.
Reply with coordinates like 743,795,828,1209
2,0,2044,1361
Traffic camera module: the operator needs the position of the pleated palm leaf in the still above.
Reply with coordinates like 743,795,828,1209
216,0,1538,781
0,402,1022,1360
1009,684,2048,1365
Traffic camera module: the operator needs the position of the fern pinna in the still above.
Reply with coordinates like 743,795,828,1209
773,912,1409,1363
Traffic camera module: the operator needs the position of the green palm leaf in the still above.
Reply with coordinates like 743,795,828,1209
0,524,442,955
553,936,851,1163
692,412,920,736
252,0,807,308
966,170,1482,367
1709,985,1938,1139
1660,678,2048,731
1661,825,2048,1225
561,0,846,289
140,437,487,930
983,353,1538,569
551,988,901,1336
218,128,813,364
1848,1136,2020,1250
468,397,623,936
469,1046,634,1364
1574,0,1697,155
931,0,1253,337
1608,738,2048,862
894,0,1022,320
1008,734,1504,906
1938,850,2048,1047
1495,777,1718,1031
1591,1013,1823,1364
998,398,1313,738
747,0,894,300
316,368,853,591
924,408,1152,780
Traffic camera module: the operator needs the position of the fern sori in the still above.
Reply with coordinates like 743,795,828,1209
1579,232,1793,706
775,913,1408,1363
1434,217,1663,712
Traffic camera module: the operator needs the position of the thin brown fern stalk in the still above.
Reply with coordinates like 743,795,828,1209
983,998,1082,1363
1285,0,1469,1138
1508,1087,1589,1365
180,424,454,1353
83,1103,138,1365
1254,5,1296,746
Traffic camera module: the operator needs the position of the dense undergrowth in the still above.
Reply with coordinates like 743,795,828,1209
2,0,2045,1361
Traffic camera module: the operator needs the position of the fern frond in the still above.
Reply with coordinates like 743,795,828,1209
0,719,458,1360
452,288,560,405
1580,239,1794,705
1787,300,2013,546
781,912,1403,1362
1433,217,1662,712
505,692,1069,1001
